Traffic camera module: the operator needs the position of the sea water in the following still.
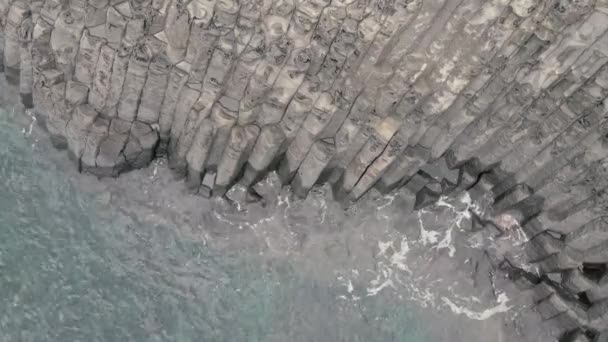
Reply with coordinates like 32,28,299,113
0,105,544,342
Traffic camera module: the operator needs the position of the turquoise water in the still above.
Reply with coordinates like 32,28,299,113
0,108,433,341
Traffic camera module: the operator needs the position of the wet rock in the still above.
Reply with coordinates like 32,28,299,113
200,171,216,198
185,120,215,192
65,103,98,167
81,116,110,173
167,86,200,176
94,118,131,177
292,139,335,199
124,121,158,170
376,144,430,194
562,269,596,294
414,186,441,211
157,66,189,153
244,124,286,186
215,125,259,196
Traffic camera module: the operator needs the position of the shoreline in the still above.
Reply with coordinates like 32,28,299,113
2,87,553,341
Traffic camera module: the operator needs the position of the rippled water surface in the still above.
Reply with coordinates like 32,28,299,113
0,104,546,342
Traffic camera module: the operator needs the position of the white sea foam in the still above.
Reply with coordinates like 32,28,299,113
390,238,412,274
441,293,512,320
335,191,522,324
418,210,440,245
432,193,482,257
367,268,395,297
22,109,36,137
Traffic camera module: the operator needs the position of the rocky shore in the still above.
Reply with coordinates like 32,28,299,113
1,0,608,340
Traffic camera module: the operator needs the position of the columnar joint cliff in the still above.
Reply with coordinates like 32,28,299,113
1,0,608,340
